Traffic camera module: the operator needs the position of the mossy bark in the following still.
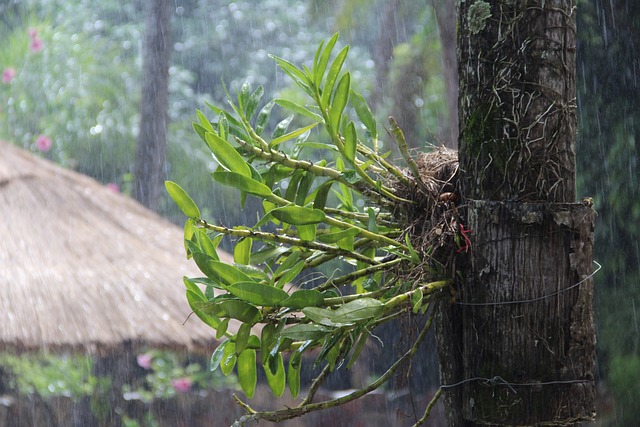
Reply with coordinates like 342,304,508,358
436,1,595,425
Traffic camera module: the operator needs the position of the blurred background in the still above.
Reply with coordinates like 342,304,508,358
0,0,637,426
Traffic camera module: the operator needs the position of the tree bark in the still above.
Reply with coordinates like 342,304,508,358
134,0,172,211
436,1,595,425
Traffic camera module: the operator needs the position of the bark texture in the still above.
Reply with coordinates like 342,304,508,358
458,0,577,203
436,1,595,425
134,0,172,211
459,201,595,424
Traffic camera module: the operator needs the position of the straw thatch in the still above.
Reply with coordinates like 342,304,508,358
0,141,230,354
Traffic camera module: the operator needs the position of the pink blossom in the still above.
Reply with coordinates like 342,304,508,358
106,183,120,193
35,135,52,152
30,37,43,53
28,28,38,38
171,377,193,393
2,68,16,84
136,353,153,369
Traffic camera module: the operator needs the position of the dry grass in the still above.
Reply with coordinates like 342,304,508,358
0,141,236,355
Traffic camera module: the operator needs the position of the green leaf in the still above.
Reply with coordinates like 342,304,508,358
235,322,252,355
412,288,424,314
255,100,275,136
210,340,230,372
296,224,317,242
295,172,315,207
217,300,261,323
238,82,251,113
261,323,276,366
245,85,264,120
313,180,334,211
280,324,332,341
204,132,251,177
186,290,220,330
275,99,324,122
192,122,208,143
196,229,220,261
220,341,237,376
270,122,319,147
405,234,421,264
332,298,384,323
165,181,200,219
237,349,257,398
227,282,289,306
329,73,350,133
234,237,252,265
264,353,286,397
343,121,357,163
196,109,215,133
269,55,314,97
316,227,360,244
321,45,350,107
347,330,370,369
271,205,326,225
216,318,229,340
303,307,352,327
212,171,274,198
271,114,295,140
288,351,302,398
350,89,377,140
275,260,305,289
206,260,253,286
314,32,340,87
281,289,324,309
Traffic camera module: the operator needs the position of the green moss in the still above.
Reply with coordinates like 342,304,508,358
467,1,492,35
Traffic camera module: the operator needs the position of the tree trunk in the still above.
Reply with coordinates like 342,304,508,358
436,1,596,424
133,0,172,211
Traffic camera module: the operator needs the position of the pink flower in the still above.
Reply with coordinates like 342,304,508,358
2,68,16,84
136,353,153,369
35,135,52,152
30,37,43,53
106,183,120,193
171,377,193,393
28,28,38,38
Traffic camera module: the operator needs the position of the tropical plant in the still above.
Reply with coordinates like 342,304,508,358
168,33,462,424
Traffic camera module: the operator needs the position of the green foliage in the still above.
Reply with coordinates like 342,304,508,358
169,34,450,423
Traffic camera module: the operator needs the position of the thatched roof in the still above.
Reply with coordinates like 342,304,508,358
0,141,230,354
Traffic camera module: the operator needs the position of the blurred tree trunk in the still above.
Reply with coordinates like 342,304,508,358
436,1,596,425
133,0,172,211
432,0,458,148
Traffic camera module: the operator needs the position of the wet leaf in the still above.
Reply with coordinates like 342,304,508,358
288,351,302,398
196,109,214,133
275,260,305,289
237,349,257,398
235,322,251,355
332,298,384,323
280,324,332,341
261,323,276,366
351,89,377,140
321,45,350,107
264,353,286,397
210,340,230,372
314,32,339,87
271,205,326,225
270,122,319,147
220,341,237,375
343,121,357,163
275,99,323,122
234,237,252,265
205,132,251,177
217,300,261,323
212,171,274,198
281,289,325,309
206,260,252,286
271,114,295,140
165,181,200,219
316,227,360,244
329,73,350,133
255,100,275,136
228,282,289,306
245,85,264,120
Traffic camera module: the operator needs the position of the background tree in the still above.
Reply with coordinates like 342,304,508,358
437,0,595,425
576,0,640,424
133,0,172,210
